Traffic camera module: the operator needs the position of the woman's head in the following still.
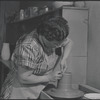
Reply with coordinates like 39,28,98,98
37,16,69,52
37,16,69,42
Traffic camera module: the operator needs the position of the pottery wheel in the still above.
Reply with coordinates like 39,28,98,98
47,88,84,98
46,72,84,98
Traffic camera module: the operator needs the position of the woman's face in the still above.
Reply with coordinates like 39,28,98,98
41,35,62,49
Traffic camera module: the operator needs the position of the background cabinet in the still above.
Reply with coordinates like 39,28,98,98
62,6,88,86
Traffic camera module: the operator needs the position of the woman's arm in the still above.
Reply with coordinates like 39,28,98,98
61,38,73,60
60,38,73,72
18,66,62,85
18,66,49,84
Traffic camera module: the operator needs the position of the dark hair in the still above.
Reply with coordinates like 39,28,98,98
37,16,69,41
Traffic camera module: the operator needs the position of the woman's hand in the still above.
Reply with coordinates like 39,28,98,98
47,71,63,82
60,59,68,74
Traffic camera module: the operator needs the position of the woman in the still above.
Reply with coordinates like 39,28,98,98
0,16,73,99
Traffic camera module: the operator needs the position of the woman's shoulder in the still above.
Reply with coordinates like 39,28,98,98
15,30,43,53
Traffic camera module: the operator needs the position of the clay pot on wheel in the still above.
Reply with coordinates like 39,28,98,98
47,72,84,99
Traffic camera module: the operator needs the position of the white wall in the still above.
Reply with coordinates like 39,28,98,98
54,1,100,90
86,1,100,89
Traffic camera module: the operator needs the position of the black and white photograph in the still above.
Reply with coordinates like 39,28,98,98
0,0,100,99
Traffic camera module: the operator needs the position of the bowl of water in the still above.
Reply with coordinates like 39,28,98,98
84,93,100,99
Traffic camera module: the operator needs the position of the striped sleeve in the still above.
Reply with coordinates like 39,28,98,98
13,42,44,69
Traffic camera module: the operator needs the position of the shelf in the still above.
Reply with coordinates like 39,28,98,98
10,7,62,24
6,6,62,44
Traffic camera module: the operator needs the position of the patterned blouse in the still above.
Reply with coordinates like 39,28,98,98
0,30,59,99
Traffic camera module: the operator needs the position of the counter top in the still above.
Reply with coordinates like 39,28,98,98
0,59,13,70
